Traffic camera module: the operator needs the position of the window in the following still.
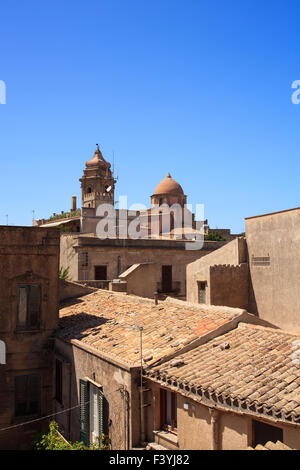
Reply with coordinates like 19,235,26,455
253,419,283,447
162,265,172,293
79,379,105,447
15,374,41,417
198,282,206,304
160,389,177,432
55,359,63,404
17,284,41,330
79,252,88,268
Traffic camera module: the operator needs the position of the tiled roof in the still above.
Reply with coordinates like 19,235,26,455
248,441,291,450
56,290,240,367
146,323,300,424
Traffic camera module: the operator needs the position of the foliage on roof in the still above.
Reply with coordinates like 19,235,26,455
47,209,81,222
204,230,226,241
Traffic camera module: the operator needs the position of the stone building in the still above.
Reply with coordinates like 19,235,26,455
54,289,262,449
33,145,239,298
56,145,240,298
186,205,300,333
60,235,228,298
0,226,60,450
53,288,300,450
144,323,300,450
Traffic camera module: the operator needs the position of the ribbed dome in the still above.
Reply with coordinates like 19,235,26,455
153,173,184,195
86,145,111,168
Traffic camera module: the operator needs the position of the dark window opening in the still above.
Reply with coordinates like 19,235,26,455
253,419,283,447
87,187,92,194
198,282,207,304
15,374,41,417
94,265,107,280
17,284,41,330
55,359,63,404
162,265,172,292
160,389,177,432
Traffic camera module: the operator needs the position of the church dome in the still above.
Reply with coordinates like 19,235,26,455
86,145,111,168
153,173,184,195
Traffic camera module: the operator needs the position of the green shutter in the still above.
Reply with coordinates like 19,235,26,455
79,379,89,446
97,387,104,446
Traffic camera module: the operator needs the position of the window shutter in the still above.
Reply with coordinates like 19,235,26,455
97,387,104,446
79,379,89,446
28,285,41,329
17,287,28,328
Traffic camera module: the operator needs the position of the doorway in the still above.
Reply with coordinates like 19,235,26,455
94,265,107,280
162,265,172,292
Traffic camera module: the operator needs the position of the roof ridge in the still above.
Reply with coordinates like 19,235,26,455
238,322,300,338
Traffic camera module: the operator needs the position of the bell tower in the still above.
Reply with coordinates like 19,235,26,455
79,145,116,209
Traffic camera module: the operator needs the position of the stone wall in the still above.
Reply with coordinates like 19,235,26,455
186,237,248,305
60,234,228,298
59,278,96,302
246,207,300,332
0,226,60,449
119,263,158,298
145,382,300,449
210,263,249,309
54,338,141,450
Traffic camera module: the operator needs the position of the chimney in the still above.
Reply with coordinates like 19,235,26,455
71,195,77,212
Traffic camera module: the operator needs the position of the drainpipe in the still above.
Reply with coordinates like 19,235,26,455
209,408,220,450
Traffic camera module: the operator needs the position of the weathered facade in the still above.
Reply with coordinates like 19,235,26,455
246,207,300,332
0,226,60,450
60,235,227,298
145,323,300,450
187,206,300,333
53,289,274,449
53,290,264,449
187,237,249,308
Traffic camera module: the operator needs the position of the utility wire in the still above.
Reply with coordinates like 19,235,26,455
0,400,90,433
0,323,144,434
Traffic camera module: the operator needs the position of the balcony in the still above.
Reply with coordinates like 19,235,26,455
156,281,181,295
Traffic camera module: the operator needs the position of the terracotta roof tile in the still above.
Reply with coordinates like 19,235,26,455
56,290,237,367
146,323,300,423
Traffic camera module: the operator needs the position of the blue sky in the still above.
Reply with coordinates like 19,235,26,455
1,0,300,233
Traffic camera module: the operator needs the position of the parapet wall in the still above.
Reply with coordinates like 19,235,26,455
59,278,97,302
186,237,248,304
210,263,249,309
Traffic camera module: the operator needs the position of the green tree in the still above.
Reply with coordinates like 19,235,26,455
204,230,226,241
33,421,109,450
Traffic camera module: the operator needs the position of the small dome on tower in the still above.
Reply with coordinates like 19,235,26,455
86,144,111,168
153,173,184,195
